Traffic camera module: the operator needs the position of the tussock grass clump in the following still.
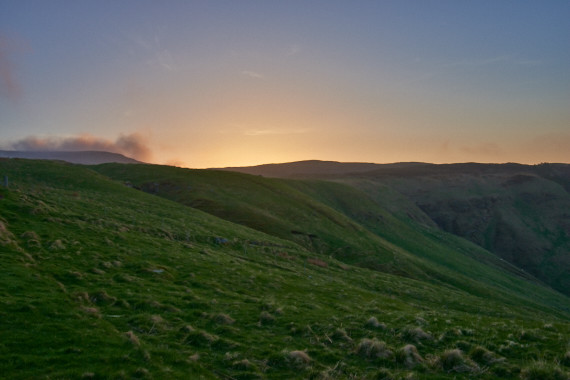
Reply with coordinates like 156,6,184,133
232,358,257,370
133,367,150,378
519,329,541,342
396,344,423,369
90,290,117,305
0,221,14,245
184,330,219,347
287,350,311,366
437,349,478,373
49,239,66,250
366,316,386,329
21,230,41,246
333,328,353,343
439,327,463,341
469,345,502,365
259,311,275,325
400,327,432,342
520,361,569,380
125,331,141,347
356,338,393,359
213,313,235,325
80,306,100,317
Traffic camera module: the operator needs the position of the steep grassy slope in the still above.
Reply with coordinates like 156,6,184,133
1,159,570,379
92,164,404,273
340,164,570,296
220,161,570,297
93,163,569,315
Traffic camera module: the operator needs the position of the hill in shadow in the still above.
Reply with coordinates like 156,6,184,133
0,150,141,165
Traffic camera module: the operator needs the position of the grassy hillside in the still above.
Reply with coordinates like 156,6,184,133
94,163,569,314
92,164,401,272
220,161,570,297
340,164,570,296
1,159,570,379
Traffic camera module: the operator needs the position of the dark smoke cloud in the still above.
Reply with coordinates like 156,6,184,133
9,133,152,162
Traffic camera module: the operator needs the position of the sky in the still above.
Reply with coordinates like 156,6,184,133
1,1,569,168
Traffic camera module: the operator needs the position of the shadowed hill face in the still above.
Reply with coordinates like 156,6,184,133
215,160,427,178
215,160,570,297
93,163,568,305
1,159,570,379
0,150,141,165
346,168,570,296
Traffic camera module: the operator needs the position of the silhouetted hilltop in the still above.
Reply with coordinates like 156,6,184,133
216,160,425,178
0,150,141,165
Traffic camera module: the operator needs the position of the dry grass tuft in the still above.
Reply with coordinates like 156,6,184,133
196,331,218,344
259,311,275,324
469,345,502,365
233,359,256,370
21,231,41,246
356,338,393,359
396,344,423,368
438,349,479,373
80,306,100,317
213,313,235,325
520,361,569,380
134,367,149,378
333,328,353,343
89,290,116,305
366,316,386,329
287,350,312,367
49,239,66,250
150,315,164,324
0,221,14,245
125,330,141,347
401,326,432,342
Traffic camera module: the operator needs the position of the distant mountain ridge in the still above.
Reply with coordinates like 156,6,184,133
0,150,141,165
216,159,427,177
217,159,570,180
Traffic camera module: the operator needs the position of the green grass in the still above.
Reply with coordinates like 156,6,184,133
0,159,569,379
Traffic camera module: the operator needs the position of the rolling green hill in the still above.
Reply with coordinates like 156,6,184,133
1,158,569,379
219,161,570,297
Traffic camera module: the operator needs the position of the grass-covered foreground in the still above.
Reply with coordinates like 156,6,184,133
1,159,569,379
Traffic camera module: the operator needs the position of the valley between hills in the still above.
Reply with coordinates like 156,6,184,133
1,157,569,379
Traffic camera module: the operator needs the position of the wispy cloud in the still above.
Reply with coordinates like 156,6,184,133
244,128,311,136
6,133,152,161
460,142,502,156
241,70,264,79
442,55,511,68
442,55,542,69
130,31,176,72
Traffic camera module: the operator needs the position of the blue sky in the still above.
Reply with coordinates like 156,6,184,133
1,1,569,167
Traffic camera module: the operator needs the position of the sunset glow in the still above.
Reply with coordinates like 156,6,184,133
1,1,569,167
